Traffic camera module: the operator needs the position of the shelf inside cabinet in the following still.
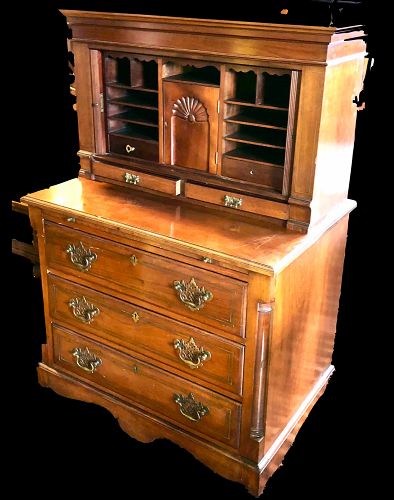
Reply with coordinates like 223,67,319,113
225,109,288,130
110,124,158,143
224,145,285,167
109,108,159,128
225,127,286,149
106,82,159,93
108,92,158,111
163,65,220,87
224,98,288,112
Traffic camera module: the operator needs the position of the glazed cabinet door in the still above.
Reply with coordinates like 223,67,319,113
163,82,220,173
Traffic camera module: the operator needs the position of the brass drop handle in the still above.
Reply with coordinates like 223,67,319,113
66,242,97,272
223,195,243,209
72,347,102,373
174,392,209,422
68,296,100,324
174,337,211,369
124,173,140,185
125,144,136,153
173,278,213,311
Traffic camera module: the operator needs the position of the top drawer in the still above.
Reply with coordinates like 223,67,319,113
44,222,247,337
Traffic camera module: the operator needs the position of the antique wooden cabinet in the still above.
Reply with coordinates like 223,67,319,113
21,11,366,496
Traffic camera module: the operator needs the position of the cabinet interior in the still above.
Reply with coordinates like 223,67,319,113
102,52,297,196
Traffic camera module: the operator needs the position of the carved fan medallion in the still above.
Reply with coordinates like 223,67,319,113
172,97,208,123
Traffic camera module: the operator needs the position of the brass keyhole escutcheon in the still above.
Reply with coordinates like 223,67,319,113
131,311,140,323
130,255,138,266
125,144,136,153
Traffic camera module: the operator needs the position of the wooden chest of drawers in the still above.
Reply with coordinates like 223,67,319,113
22,178,353,495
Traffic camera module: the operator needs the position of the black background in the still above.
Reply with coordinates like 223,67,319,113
10,1,380,497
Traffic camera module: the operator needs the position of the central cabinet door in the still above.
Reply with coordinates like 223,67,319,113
163,82,220,173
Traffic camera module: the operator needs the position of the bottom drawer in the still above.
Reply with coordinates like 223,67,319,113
185,183,289,220
53,325,241,448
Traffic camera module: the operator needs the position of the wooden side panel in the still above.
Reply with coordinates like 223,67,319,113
72,42,95,163
263,215,349,452
310,52,366,225
90,49,106,154
290,66,326,202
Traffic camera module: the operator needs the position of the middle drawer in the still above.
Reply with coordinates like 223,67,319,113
48,275,244,395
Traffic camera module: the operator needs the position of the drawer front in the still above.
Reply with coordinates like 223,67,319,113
109,134,159,162
222,156,283,191
49,276,244,394
53,326,241,448
92,161,182,196
185,183,289,221
45,222,247,337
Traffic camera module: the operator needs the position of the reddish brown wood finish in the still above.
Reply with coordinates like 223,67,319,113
22,175,353,496
53,325,241,448
19,10,363,495
49,275,244,396
164,82,220,173
44,220,248,338
65,10,365,230
92,161,182,195
185,182,289,220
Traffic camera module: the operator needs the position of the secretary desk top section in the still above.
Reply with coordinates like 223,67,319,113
22,178,355,276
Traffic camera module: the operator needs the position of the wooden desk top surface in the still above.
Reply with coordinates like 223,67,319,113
22,178,355,275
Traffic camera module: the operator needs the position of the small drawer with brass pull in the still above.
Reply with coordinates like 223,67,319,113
45,221,247,337
53,325,241,447
185,182,289,220
49,275,244,395
92,161,182,196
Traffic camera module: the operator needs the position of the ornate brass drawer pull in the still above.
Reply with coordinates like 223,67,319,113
66,241,97,271
68,296,100,324
72,347,102,373
173,392,209,422
173,278,213,311
124,173,140,185
174,337,211,369
125,144,136,154
223,195,243,209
